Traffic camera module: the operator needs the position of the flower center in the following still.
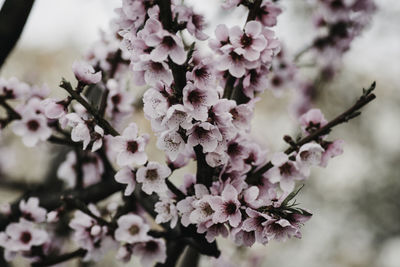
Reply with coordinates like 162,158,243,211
227,142,241,157
279,162,293,176
111,94,121,105
229,51,243,62
194,126,208,140
129,225,140,235
225,201,237,215
162,36,176,48
201,203,214,216
194,67,209,80
146,169,159,181
271,75,283,87
27,120,40,131
126,141,139,153
240,34,253,48
20,231,32,244
188,90,203,105
300,151,310,161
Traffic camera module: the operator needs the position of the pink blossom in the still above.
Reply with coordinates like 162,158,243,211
111,123,149,166
155,197,178,228
242,208,271,244
19,197,47,223
143,86,169,120
57,151,104,188
187,122,222,153
229,21,267,61
186,63,215,89
0,77,29,99
1,219,48,252
72,60,102,84
320,139,344,167
115,214,149,244
210,184,242,227
183,83,218,121
299,108,328,135
161,104,192,130
197,222,229,243
133,238,166,266
65,113,91,149
105,79,135,120
88,126,102,152
265,218,298,241
148,30,186,65
12,111,52,147
40,98,67,119
267,152,305,192
136,162,171,195
217,47,249,78
156,130,186,161
296,142,325,175
176,196,196,227
132,60,173,86
115,167,136,196
257,1,282,27
230,103,254,131
174,5,208,40
230,225,256,247
69,206,112,262
209,24,230,53
190,194,215,225
221,0,241,9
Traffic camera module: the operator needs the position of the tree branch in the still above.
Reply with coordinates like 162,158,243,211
59,79,119,136
0,0,35,69
247,82,377,184
31,248,87,267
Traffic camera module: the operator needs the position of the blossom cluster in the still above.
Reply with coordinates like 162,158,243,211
0,0,375,266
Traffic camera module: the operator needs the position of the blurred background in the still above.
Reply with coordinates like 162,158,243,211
0,0,399,266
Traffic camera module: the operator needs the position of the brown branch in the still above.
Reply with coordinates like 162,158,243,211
247,82,377,184
59,79,120,136
0,0,35,69
31,248,86,267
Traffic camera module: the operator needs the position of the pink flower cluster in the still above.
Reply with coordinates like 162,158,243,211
0,198,49,262
0,0,374,265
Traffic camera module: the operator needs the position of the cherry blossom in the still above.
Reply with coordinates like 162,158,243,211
111,123,149,166
0,219,48,253
155,197,179,228
136,161,171,195
115,214,149,244
115,167,136,196
19,197,47,223
267,152,305,192
72,60,102,84
187,122,222,153
210,184,242,227
12,111,52,147
133,238,166,266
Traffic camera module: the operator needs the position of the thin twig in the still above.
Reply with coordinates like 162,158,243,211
59,79,119,136
247,82,377,184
